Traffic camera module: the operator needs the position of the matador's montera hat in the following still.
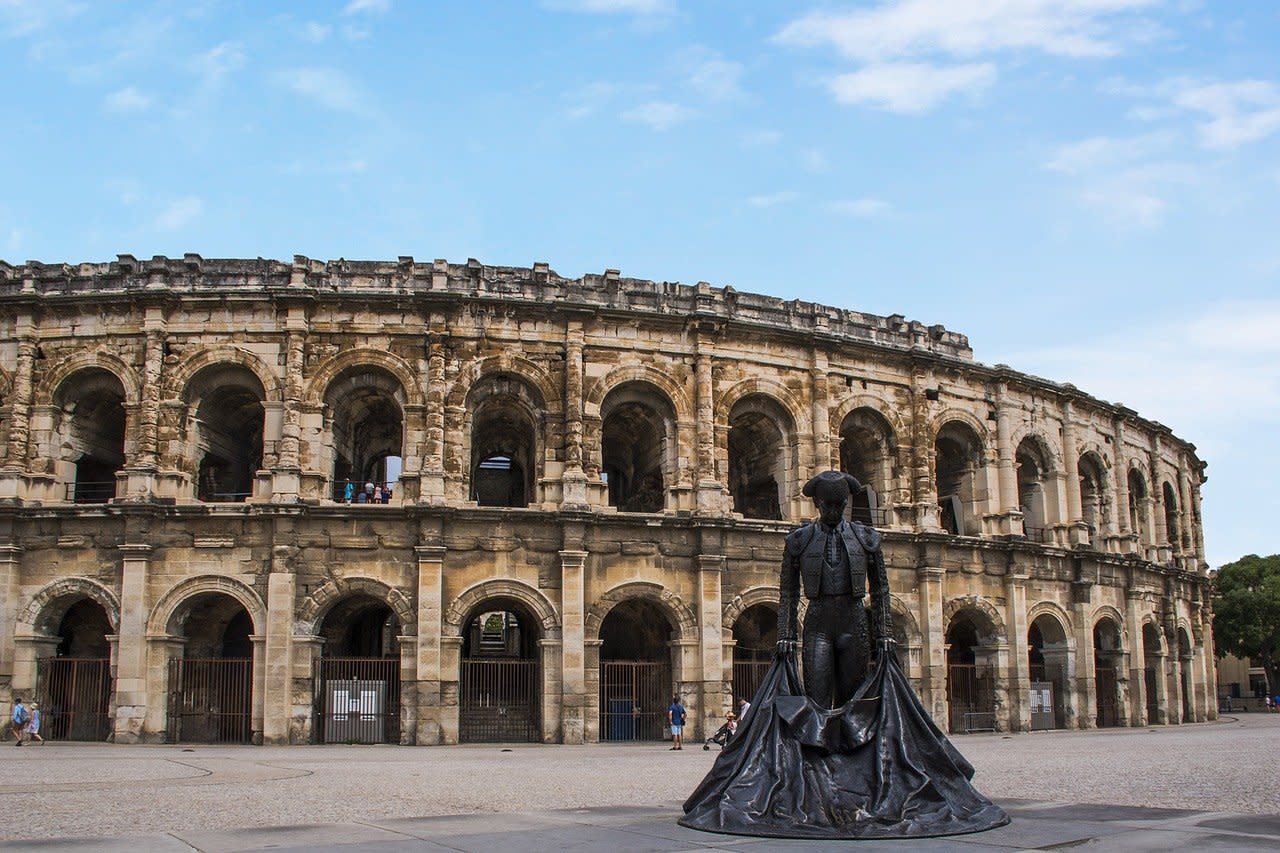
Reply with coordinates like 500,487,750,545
802,470,864,501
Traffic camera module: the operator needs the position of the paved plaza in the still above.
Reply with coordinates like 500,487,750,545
1,714,1277,851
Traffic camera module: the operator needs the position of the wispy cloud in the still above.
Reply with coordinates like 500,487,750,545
543,0,671,14
1044,133,1194,228
297,21,331,43
274,67,367,113
343,0,390,15
741,129,781,147
563,81,619,119
828,61,995,113
620,100,694,130
825,198,890,218
155,197,203,231
684,53,744,102
103,86,152,113
191,41,245,87
748,191,802,208
0,0,83,39
1174,80,1280,150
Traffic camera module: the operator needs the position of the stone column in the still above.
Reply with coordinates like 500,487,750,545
559,549,587,744
1071,581,1096,729
539,638,563,743
439,635,462,744
916,566,947,727
911,367,940,531
398,634,417,743
261,569,295,744
250,634,266,743
1111,417,1132,553
415,546,445,744
0,545,20,703
118,315,165,500
561,322,588,509
994,385,1022,535
1167,644,1185,724
421,334,447,504
1177,467,1194,566
272,320,306,501
693,336,723,513
10,633,57,710
811,355,830,474
697,554,726,740
1061,400,1089,546
291,634,324,743
1150,450,1170,564
1125,589,1147,726
0,323,37,500
113,544,152,742
1005,568,1030,732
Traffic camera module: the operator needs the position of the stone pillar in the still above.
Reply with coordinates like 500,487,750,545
561,322,588,509
916,566,947,727
291,634,324,743
0,323,37,499
1061,400,1089,546
261,569,295,744
250,634,266,744
559,549,587,744
1071,581,1095,729
421,334,447,504
693,338,723,513
811,355,830,474
398,634,416,743
0,545,21,703
1005,569,1030,732
415,546,445,744
1177,467,1194,565
136,322,165,469
272,321,306,501
994,385,1022,535
439,635,462,744
113,544,152,742
1111,417,1133,553
1167,645,1185,724
1125,590,1147,726
697,554,726,740
1190,483,1207,569
1150,450,1170,564
911,368,940,531
539,638,563,743
10,633,57,709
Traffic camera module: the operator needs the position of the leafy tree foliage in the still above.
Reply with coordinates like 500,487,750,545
1213,554,1280,694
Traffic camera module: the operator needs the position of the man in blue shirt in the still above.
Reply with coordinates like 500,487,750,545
11,697,27,746
668,696,687,750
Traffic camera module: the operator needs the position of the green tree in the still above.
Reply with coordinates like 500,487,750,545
1212,554,1280,695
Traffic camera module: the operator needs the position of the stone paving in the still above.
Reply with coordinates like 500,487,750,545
0,713,1276,851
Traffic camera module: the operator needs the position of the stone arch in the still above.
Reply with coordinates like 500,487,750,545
1092,605,1127,643
35,351,142,407
585,581,698,643
714,377,805,430
1026,601,1074,639
943,595,1006,639
584,365,692,421
721,586,780,631
303,348,423,407
18,577,121,635
1011,427,1061,473
829,394,908,447
147,575,266,637
443,579,560,639
445,354,559,413
928,408,990,447
297,576,415,637
164,347,283,403
887,595,920,646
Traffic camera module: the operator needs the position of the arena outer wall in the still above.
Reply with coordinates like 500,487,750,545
0,255,1213,745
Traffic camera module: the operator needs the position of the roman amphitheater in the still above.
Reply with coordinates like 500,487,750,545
0,255,1213,746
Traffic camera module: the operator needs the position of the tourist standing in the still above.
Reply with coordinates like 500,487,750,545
343,479,354,504
11,697,27,746
25,702,43,744
668,695,686,750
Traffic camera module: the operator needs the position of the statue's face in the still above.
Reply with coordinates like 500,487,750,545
815,494,846,527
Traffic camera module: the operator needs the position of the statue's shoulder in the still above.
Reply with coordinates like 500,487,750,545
784,523,818,553
848,520,883,552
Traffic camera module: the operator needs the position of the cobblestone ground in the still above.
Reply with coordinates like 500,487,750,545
0,714,1275,842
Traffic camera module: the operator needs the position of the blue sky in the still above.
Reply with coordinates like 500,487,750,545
1,0,1277,567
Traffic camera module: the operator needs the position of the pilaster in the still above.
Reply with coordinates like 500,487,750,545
261,570,295,744
1071,579,1096,729
1004,568,1030,732
1125,589,1148,726
0,545,21,699
697,554,725,741
559,549,587,744
415,546,445,744
916,565,947,726
113,543,153,742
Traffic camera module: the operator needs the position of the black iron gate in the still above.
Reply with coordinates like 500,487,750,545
168,658,252,743
1145,667,1160,723
314,657,400,744
1095,663,1120,727
37,657,112,741
459,659,540,742
732,660,770,709
947,663,995,733
600,661,670,741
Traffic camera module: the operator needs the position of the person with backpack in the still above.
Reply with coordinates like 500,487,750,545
668,695,687,750
11,697,28,746
25,702,43,744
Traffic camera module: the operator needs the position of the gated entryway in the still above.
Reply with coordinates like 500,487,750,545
459,602,541,743
599,598,675,741
1095,663,1120,727
1094,618,1123,728
731,603,775,708
168,658,252,743
315,657,400,743
947,663,995,732
37,657,111,741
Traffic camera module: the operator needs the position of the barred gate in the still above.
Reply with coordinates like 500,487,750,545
1095,664,1120,727
36,657,112,741
947,663,995,733
1029,663,1066,729
314,657,400,744
168,658,252,743
459,659,540,742
732,661,770,709
600,661,670,741
1145,667,1160,723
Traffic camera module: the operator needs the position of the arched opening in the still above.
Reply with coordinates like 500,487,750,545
1142,622,1163,724
731,603,777,707
1162,482,1180,551
1027,614,1069,730
935,421,983,536
945,610,998,732
1128,468,1149,546
1093,618,1123,728
36,597,113,741
1016,437,1052,541
1177,628,1194,723
600,384,673,513
599,599,674,741
316,595,401,744
468,376,540,508
168,592,253,743
728,395,793,521
54,368,126,503
459,598,542,743
326,367,404,503
186,365,265,503
839,407,895,525
1078,453,1108,545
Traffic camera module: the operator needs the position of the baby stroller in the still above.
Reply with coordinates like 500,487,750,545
703,713,737,750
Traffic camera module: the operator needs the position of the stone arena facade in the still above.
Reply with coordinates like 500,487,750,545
0,255,1214,745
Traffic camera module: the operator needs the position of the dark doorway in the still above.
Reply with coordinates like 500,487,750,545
37,598,113,741
731,603,777,709
168,594,253,743
946,615,995,733
460,600,542,743
1094,619,1122,728
1027,615,1068,730
315,596,401,744
599,599,673,741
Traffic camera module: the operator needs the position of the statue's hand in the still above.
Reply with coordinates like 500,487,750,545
775,638,797,658
876,636,897,655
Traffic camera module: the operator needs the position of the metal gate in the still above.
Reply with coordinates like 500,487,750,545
168,658,252,743
1145,667,1160,723
36,657,112,741
732,660,770,709
314,657,400,744
459,659,540,742
1095,663,1120,727
1029,663,1066,729
600,661,670,741
947,663,995,733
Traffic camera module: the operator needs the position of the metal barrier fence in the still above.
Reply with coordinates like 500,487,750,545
1145,667,1160,722
168,657,252,743
1095,663,1120,727
947,663,995,733
600,661,670,741
37,657,112,741
314,657,401,744
65,481,116,503
732,660,770,709
459,659,540,742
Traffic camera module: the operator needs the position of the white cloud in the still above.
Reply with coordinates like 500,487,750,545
298,21,331,42
274,67,366,113
0,0,82,39
686,56,744,102
103,86,152,113
155,197,203,231
748,191,802,208
620,100,694,130
1044,132,1170,174
829,61,995,113
1173,80,1280,150
563,81,618,118
825,198,890,217
1044,133,1196,228
191,41,245,86
544,0,671,14
343,0,390,15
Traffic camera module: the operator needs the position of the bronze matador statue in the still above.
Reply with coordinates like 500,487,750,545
776,470,893,708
